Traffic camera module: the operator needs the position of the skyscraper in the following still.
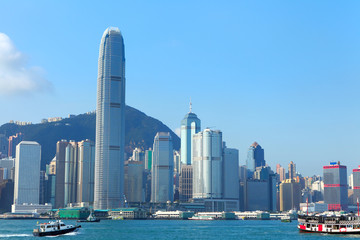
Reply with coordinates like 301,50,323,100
222,146,239,200
55,139,68,208
288,161,296,180
77,140,95,205
279,179,301,211
353,166,360,204
13,141,41,205
246,142,265,177
180,102,201,166
323,162,348,211
8,133,23,158
94,27,125,209
151,132,174,203
193,129,223,199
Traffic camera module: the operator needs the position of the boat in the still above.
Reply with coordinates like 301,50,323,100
298,213,360,234
281,215,291,223
77,211,100,222
189,215,215,220
33,220,81,237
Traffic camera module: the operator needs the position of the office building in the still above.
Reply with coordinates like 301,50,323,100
174,151,181,174
13,141,41,205
94,27,126,209
144,149,152,170
276,164,286,182
125,160,144,203
193,129,222,199
179,165,193,202
151,132,174,203
246,142,265,177
323,162,348,211
0,134,8,158
288,161,296,180
279,179,301,211
223,147,239,200
352,166,360,206
180,102,201,165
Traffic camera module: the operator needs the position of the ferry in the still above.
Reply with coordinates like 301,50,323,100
281,216,291,223
189,215,215,220
298,213,360,234
33,220,81,237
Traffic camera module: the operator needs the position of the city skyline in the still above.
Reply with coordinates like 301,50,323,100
1,1,360,176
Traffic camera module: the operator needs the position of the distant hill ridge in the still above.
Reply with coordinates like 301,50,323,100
0,105,180,169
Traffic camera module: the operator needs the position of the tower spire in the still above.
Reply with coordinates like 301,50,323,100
189,97,192,113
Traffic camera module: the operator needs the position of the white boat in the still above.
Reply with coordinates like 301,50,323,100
33,220,81,237
189,215,215,220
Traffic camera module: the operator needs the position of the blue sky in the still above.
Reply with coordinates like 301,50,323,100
1,1,360,176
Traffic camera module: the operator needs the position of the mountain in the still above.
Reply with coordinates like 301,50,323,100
0,105,180,169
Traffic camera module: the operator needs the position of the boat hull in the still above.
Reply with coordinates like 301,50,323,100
298,225,360,234
33,225,81,237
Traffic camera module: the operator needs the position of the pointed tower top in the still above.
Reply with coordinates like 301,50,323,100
189,97,192,113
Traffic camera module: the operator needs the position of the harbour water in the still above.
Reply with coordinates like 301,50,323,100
0,220,358,239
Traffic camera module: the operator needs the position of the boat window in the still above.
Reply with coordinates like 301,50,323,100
41,226,45,229
61,224,65,226
326,225,331,228
340,225,346,229
333,225,339,230
307,224,310,228
347,225,352,228
47,226,52,228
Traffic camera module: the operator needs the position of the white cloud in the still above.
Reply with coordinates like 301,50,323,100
0,33,52,95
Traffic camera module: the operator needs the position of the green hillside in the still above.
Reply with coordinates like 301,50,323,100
0,105,180,169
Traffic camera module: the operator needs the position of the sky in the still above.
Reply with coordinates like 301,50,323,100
1,0,360,176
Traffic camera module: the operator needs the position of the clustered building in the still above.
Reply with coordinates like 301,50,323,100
0,27,358,215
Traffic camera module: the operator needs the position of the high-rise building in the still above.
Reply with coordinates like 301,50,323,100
179,165,193,202
288,161,296,180
151,132,174,203
55,140,68,208
245,179,269,211
0,134,8,158
64,141,78,206
13,141,41,205
323,162,348,211
8,133,23,158
223,147,239,200
193,129,223,199
180,102,201,166
246,142,265,177
0,157,14,180
94,27,126,210
131,148,144,162
276,164,286,182
279,179,301,211
124,160,144,203
353,166,360,204
144,149,152,170
77,140,95,204
173,151,181,174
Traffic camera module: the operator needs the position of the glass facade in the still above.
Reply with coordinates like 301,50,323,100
193,129,223,199
94,27,125,209
180,112,201,166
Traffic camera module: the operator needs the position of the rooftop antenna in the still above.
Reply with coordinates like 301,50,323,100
189,97,192,113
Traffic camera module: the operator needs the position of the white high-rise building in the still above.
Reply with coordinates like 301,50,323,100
151,132,174,203
193,129,223,199
94,27,126,209
13,141,41,205
180,101,201,165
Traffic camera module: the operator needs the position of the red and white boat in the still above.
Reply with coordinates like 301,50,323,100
298,213,360,234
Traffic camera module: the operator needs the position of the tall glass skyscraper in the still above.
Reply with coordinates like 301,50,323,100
180,102,201,165
246,142,265,178
94,27,125,209
151,132,174,203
